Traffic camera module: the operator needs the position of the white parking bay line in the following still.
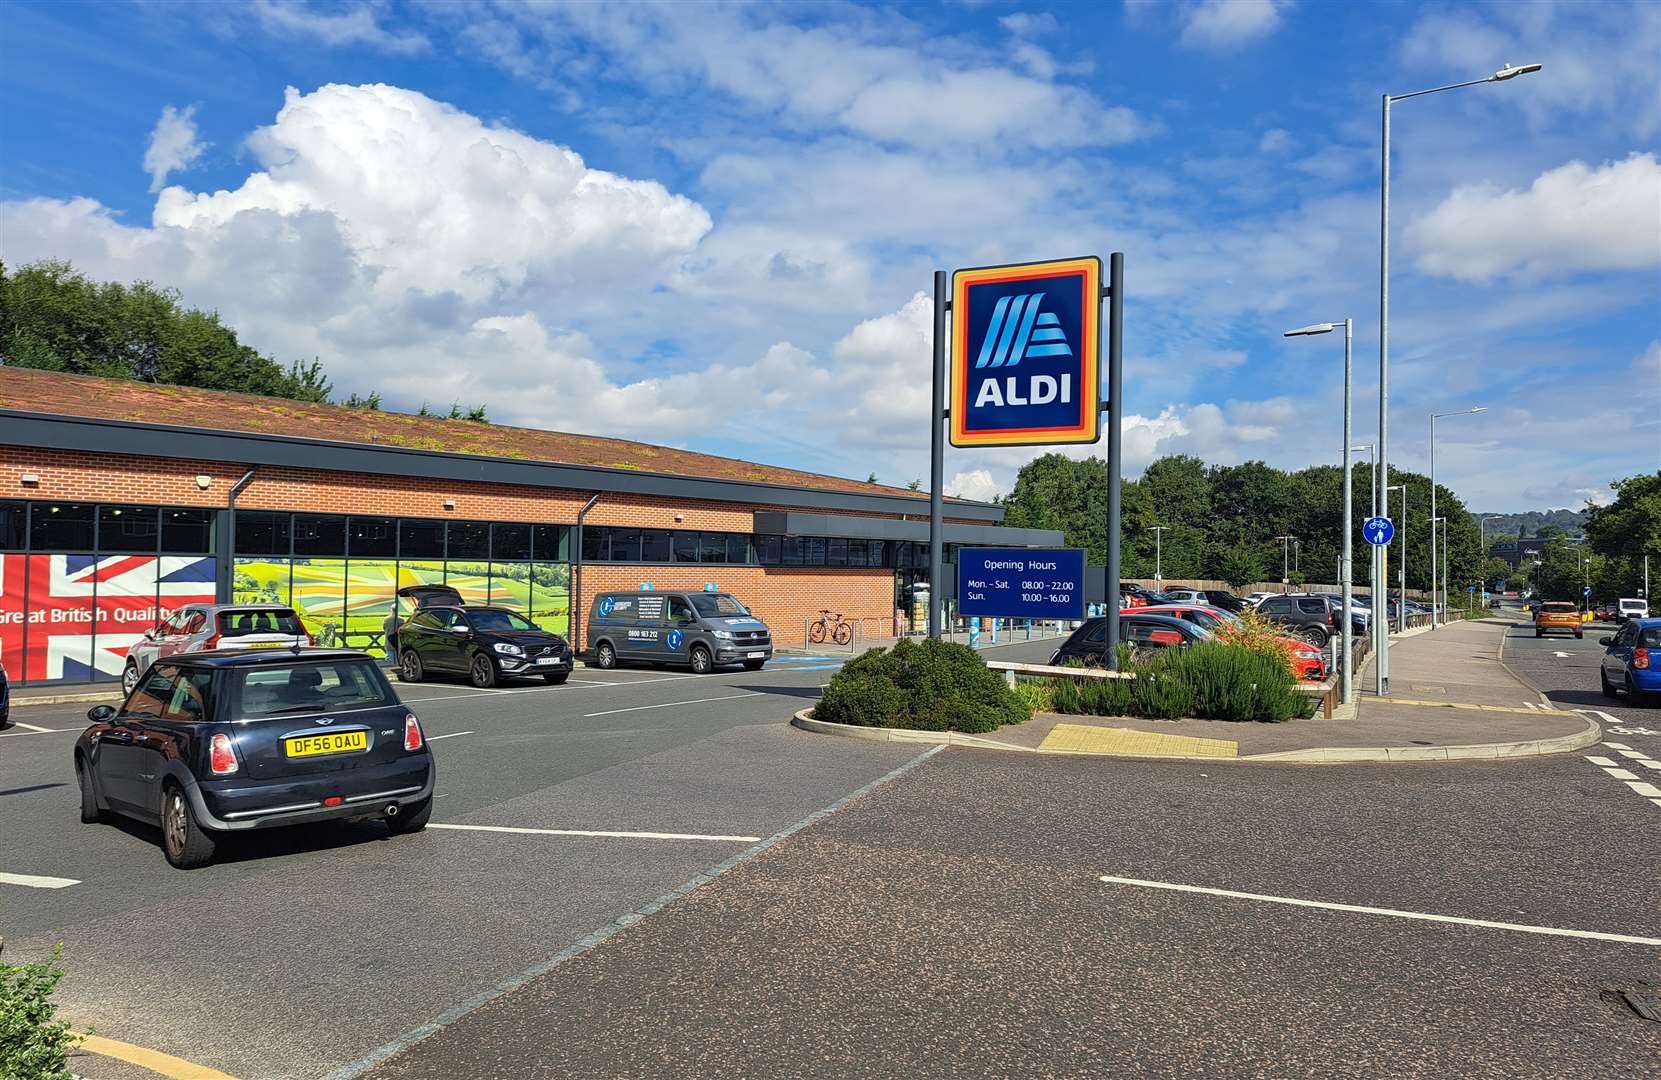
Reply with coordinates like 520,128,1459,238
426,731,474,741
1603,741,1632,750
0,871,81,890
430,823,762,842
1601,768,1640,781
1586,756,1618,767
1624,780,1661,798
583,692,760,718
1097,875,1661,947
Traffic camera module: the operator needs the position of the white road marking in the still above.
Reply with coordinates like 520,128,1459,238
0,727,73,738
1625,781,1661,798
1585,756,1618,766
582,692,760,718
9,720,55,732
1552,651,1572,658
425,731,474,741
429,823,762,842
1636,760,1661,771
1615,749,1648,759
1603,741,1632,749
1652,799,1661,809
1602,768,1640,780
0,871,81,890
1096,875,1661,946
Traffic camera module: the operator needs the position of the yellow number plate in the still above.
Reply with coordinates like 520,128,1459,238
285,731,368,758
244,641,289,649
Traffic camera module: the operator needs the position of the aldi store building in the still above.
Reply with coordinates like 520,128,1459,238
0,368,1060,686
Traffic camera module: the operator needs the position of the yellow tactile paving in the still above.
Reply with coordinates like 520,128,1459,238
1371,698,1576,716
1038,723,1238,758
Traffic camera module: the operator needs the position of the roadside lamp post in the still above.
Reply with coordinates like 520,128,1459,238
1285,320,1356,701
1379,62,1540,680
1275,535,1296,593
1147,526,1168,589
1479,514,1500,550
1387,484,1407,632
1351,441,1376,602
1429,406,1486,627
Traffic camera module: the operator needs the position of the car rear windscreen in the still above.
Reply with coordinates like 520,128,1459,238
236,660,395,717
1639,628,1661,648
1540,603,1577,613
219,609,305,637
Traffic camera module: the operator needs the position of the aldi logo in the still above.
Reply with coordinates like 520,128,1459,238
951,256,1101,447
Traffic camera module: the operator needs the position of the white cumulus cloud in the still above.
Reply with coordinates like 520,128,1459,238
250,0,428,55
1407,153,1661,282
143,105,206,192
1180,0,1292,51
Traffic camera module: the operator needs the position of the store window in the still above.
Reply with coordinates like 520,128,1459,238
0,501,24,550
29,502,95,551
726,534,751,564
671,530,699,563
533,524,569,562
491,523,532,561
699,532,727,563
400,519,445,558
236,511,291,555
641,529,671,562
607,528,642,562
580,527,608,562
781,536,804,566
754,534,781,565
349,517,397,557
161,508,214,554
292,515,346,557
447,521,490,560
98,505,160,553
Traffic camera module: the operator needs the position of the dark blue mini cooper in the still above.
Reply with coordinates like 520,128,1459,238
75,649,434,868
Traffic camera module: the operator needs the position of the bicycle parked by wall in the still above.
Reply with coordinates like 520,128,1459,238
808,609,854,645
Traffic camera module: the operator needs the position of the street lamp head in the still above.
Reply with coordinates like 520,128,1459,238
1491,63,1542,81
1469,406,1487,414
1283,323,1336,337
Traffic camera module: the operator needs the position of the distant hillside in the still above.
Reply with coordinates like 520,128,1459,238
1476,508,1589,538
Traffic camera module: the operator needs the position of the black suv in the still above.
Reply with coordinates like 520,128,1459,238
1253,594,1360,645
397,605,573,688
384,584,466,657
75,649,434,868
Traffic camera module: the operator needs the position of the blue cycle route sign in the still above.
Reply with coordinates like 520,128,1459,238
958,548,1086,620
1363,516,1394,546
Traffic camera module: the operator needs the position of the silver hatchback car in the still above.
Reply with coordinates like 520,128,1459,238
122,604,312,693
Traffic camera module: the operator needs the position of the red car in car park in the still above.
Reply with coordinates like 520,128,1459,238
1138,604,1328,680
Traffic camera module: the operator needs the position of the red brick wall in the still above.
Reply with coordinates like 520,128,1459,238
578,565,895,647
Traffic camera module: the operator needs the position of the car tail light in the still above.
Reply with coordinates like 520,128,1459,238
200,632,222,650
403,714,423,751
208,733,238,776
1636,648,1650,670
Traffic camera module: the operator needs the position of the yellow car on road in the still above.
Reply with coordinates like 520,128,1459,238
1534,601,1583,639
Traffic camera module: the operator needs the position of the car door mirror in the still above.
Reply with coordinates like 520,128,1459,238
1599,636,1615,646
452,626,472,636
142,627,158,641
87,704,118,723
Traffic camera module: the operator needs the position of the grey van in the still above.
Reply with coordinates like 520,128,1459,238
586,591,772,674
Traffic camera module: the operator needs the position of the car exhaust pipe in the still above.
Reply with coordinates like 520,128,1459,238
384,803,400,818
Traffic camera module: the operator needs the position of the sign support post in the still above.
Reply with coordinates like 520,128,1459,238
928,270,948,639
1104,252,1123,668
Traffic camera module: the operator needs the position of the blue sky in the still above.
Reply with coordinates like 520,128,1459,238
2,0,1657,511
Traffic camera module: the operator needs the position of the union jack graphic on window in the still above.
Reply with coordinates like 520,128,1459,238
0,554,216,683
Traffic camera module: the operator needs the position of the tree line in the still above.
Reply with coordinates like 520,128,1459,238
999,452,1506,593
0,259,489,420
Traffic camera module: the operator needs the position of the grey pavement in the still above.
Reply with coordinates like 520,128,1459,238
363,748,1661,1080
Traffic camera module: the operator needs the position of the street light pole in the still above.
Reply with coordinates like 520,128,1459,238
1285,319,1355,703
1275,535,1296,591
1379,61,1540,678
1429,406,1486,627
1148,526,1167,589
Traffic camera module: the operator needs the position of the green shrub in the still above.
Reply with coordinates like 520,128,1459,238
1163,643,1308,723
1130,653,1196,720
1009,680,1053,715
1042,643,1311,723
812,639,1030,732
814,670,904,727
0,942,79,1080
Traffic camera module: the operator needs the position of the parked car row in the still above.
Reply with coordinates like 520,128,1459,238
67,587,777,870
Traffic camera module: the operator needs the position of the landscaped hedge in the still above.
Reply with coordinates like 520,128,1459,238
814,638,1031,733
1048,642,1315,723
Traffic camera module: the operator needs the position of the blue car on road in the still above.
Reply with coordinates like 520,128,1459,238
1600,617,1661,704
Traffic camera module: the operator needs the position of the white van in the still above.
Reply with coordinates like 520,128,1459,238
1617,598,1649,623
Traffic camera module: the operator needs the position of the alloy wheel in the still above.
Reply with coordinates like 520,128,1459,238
164,792,188,857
